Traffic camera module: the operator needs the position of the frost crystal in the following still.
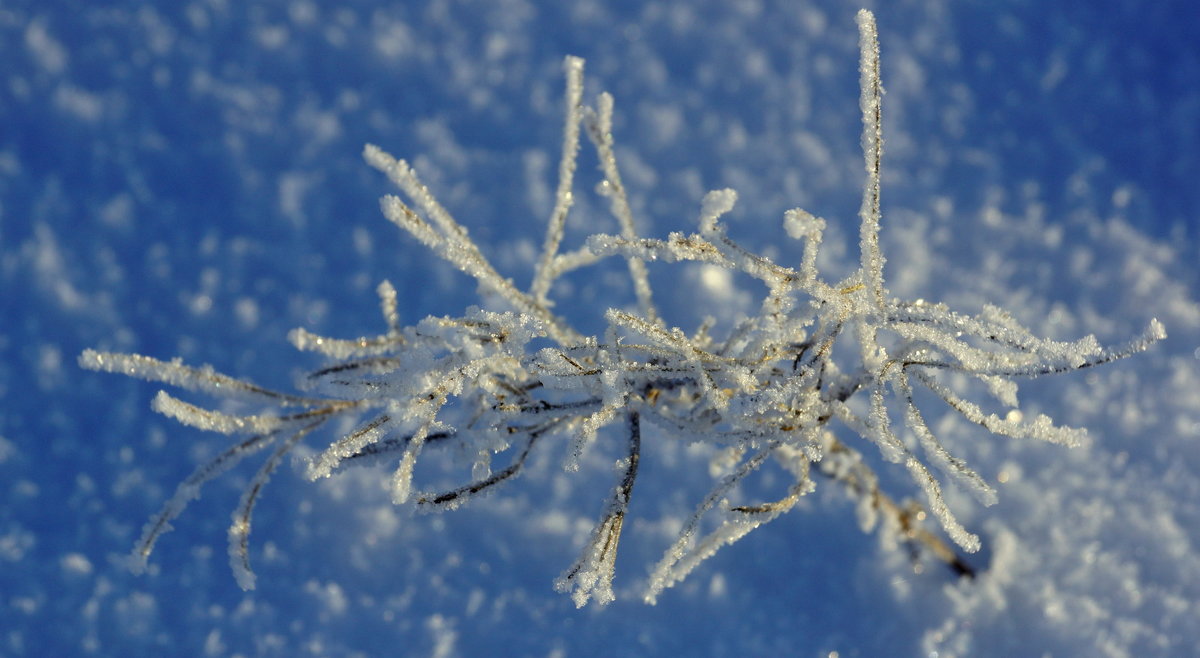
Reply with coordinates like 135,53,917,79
80,10,1163,606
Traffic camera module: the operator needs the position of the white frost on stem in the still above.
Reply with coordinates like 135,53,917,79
82,9,1164,605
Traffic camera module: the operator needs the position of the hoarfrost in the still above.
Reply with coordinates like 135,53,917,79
80,10,1162,605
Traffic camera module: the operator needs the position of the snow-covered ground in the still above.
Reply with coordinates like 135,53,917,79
3,1,1197,656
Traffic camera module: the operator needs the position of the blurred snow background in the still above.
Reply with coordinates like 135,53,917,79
2,0,1198,655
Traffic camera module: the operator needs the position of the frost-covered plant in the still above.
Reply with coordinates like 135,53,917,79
81,10,1163,606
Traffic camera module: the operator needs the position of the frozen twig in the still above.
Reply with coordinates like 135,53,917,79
81,10,1163,602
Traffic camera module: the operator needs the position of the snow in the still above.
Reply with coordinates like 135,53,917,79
3,1,1199,656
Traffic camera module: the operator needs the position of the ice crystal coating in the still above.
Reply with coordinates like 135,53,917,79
79,10,1162,606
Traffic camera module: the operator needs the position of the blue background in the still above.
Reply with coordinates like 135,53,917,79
2,1,1197,655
